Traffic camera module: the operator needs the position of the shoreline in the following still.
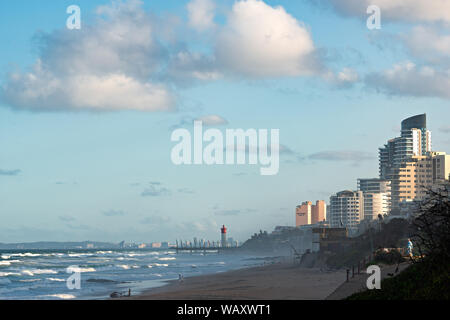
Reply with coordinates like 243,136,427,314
124,261,348,300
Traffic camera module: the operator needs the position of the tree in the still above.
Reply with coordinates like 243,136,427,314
411,186,450,266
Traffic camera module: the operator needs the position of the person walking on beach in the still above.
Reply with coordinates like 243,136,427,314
407,239,413,258
178,273,184,283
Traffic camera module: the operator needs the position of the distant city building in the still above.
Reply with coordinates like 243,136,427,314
362,193,390,220
295,200,327,227
358,178,391,193
329,190,364,233
379,114,431,180
433,152,450,182
138,243,147,249
161,242,169,249
390,152,450,210
357,178,391,220
376,114,450,212
151,242,162,248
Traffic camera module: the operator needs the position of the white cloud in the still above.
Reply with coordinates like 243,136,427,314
216,0,321,77
190,219,217,232
167,51,222,84
365,62,450,99
337,68,359,83
323,67,359,88
1,0,357,112
322,0,450,24
194,115,228,126
3,63,174,111
187,0,216,31
402,26,450,66
1,0,175,112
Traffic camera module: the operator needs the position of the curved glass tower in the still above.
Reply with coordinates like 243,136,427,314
379,114,432,179
401,114,427,131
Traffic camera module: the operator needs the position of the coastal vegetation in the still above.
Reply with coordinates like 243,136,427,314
347,188,450,300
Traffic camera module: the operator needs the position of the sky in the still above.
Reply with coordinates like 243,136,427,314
0,0,449,243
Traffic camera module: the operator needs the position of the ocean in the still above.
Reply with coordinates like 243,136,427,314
0,249,268,300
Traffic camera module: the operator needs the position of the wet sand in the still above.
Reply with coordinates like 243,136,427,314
128,262,347,300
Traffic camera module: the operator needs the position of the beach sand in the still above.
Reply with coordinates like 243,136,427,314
128,262,347,300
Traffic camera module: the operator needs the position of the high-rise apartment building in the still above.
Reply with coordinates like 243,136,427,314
376,114,450,212
390,152,450,210
312,200,327,224
379,114,431,179
361,193,390,220
358,178,391,193
433,152,450,182
329,191,364,232
357,178,391,220
296,200,327,227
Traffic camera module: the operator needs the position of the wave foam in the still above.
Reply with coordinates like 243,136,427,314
0,260,22,266
158,257,176,261
68,267,96,273
10,253,42,257
150,263,169,267
21,269,58,276
0,272,21,277
19,279,42,282
47,278,66,282
45,294,76,300
117,265,130,270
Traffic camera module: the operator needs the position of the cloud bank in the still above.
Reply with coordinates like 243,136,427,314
365,62,450,99
2,0,174,112
320,0,450,24
1,0,356,112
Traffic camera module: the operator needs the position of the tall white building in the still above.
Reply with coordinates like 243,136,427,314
329,190,364,233
362,193,390,220
379,114,431,179
357,178,391,219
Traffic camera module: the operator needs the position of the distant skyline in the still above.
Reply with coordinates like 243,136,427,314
1,0,449,243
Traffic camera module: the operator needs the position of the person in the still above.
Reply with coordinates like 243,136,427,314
407,238,413,257
178,273,184,283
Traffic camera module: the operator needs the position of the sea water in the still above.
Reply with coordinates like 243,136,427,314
0,249,269,300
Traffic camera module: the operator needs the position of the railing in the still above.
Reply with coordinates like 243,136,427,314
346,253,374,282
174,245,240,254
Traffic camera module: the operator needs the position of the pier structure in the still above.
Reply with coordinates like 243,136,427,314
174,239,239,254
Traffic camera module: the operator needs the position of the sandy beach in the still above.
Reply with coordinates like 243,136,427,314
128,262,347,300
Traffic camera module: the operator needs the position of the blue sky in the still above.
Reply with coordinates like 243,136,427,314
1,0,449,243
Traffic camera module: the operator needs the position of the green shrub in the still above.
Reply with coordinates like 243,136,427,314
347,260,450,300
373,249,404,265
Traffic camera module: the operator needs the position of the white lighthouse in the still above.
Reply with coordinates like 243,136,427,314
221,225,227,248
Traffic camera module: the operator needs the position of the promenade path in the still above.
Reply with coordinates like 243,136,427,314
326,261,411,300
